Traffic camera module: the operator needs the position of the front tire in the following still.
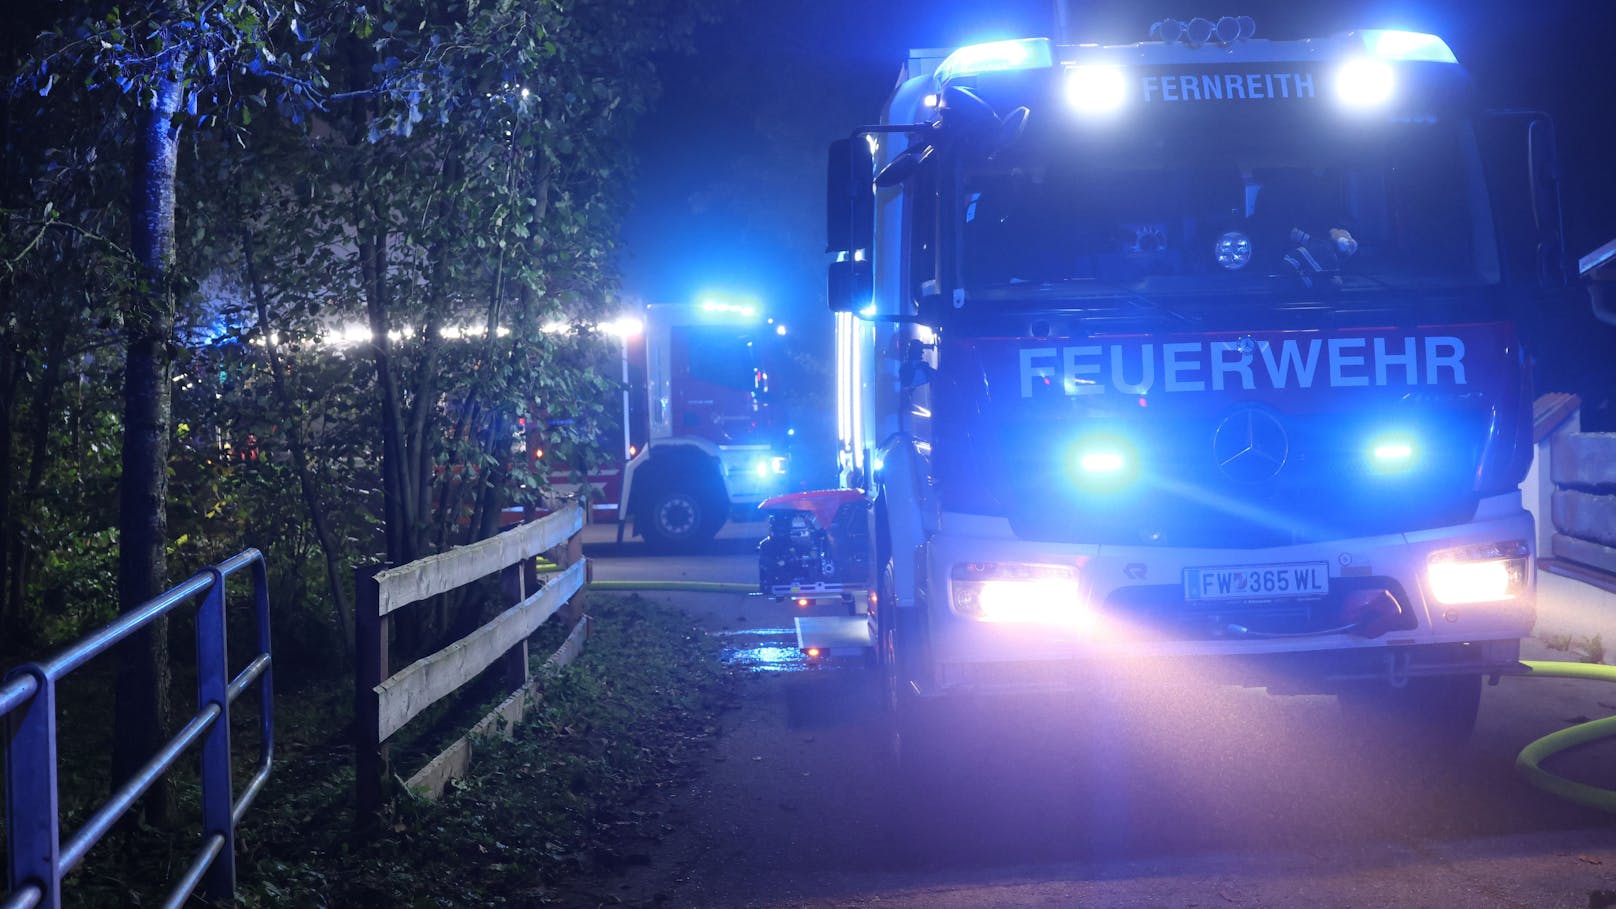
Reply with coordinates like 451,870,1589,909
639,485,722,552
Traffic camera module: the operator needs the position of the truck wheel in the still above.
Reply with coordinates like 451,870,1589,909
1337,673,1483,747
639,485,720,552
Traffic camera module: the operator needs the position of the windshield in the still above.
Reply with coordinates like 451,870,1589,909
957,118,1499,294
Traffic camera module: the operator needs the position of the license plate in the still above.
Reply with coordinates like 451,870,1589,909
1183,561,1330,601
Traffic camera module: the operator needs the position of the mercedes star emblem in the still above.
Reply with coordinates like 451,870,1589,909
1212,407,1289,482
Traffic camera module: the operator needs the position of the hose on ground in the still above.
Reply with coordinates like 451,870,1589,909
1514,659,1616,814
585,580,758,594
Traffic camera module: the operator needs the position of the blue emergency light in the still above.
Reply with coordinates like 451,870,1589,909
1358,29,1457,64
934,38,1054,86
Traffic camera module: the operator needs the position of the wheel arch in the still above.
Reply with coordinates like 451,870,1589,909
624,440,729,525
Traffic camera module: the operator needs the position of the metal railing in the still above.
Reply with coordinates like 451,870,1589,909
2,549,274,909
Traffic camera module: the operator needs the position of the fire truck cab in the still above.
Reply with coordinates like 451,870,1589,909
816,18,1566,751
550,301,791,550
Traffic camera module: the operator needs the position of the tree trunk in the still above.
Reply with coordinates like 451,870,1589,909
112,74,182,826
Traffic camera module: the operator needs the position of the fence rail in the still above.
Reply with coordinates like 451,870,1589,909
355,503,589,815
2,549,274,909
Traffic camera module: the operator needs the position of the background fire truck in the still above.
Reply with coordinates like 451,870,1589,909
765,15,1603,759
542,300,792,550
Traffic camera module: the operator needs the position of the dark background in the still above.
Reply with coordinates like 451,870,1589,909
621,1,1616,470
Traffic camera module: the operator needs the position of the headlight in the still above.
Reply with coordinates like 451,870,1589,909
1426,540,1529,605
1065,64,1127,115
951,562,1088,625
770,456,788,475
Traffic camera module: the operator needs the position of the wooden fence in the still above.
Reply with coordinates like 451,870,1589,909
1533,394,1616,589
354,503,589,816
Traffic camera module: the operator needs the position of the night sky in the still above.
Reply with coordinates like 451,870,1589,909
622,0,1616,316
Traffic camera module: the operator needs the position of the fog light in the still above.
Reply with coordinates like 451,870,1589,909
1426,541,1529,605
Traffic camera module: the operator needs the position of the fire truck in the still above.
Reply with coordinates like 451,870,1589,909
777,17,1576,752
547,301,791,550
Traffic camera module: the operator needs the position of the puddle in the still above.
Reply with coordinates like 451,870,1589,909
715,628,811,672
723,644,812,673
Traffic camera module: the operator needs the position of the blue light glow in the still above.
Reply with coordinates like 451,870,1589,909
1368,436,1417,472
1373,442,1413,461
1070,434,1137,488
1360,29,1458,64
935,38,1054,86
1079,450,1126,474
700,298,759,320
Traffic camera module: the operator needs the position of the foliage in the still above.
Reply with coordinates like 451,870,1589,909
2,0,709,665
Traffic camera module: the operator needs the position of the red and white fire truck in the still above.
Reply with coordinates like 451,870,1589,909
768,16,1576,749
548,301,791,549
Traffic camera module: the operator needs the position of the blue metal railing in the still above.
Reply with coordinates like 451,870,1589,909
2,548,273,909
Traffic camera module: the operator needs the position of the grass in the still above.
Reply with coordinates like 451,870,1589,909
238,592,735,907
1538,631,1607,664
15,594,733,908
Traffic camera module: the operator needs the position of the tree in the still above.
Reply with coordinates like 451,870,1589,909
17,0,316,822
6,0,711,818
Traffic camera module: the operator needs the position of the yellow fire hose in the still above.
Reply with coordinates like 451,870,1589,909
585,580,758,594
1514,660,1616,813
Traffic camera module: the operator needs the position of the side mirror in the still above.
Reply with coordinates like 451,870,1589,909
1527,117,1567,288
826,138,875,256
826,137,876,313
827,256,872,314
1579,238,1616,326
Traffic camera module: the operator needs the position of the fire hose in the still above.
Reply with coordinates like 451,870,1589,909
584,580,757,594
1513,660,1616,814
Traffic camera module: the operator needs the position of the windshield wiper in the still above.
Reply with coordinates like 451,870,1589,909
1040,280,1202,325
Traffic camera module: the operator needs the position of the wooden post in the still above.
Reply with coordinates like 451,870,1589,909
556,528,587,627
353,563,390,826
499,559,530,694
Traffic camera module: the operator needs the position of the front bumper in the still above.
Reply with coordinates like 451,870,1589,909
717,444,788,506
918,495,1535,694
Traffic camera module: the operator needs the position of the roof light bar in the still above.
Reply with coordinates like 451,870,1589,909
1359,29,1457,64
934,38,1054,86
1152,16,1255,46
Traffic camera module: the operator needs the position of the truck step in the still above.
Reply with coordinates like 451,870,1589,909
794,615,873,657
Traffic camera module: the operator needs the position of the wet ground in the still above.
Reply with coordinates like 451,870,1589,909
582,521,1616,908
